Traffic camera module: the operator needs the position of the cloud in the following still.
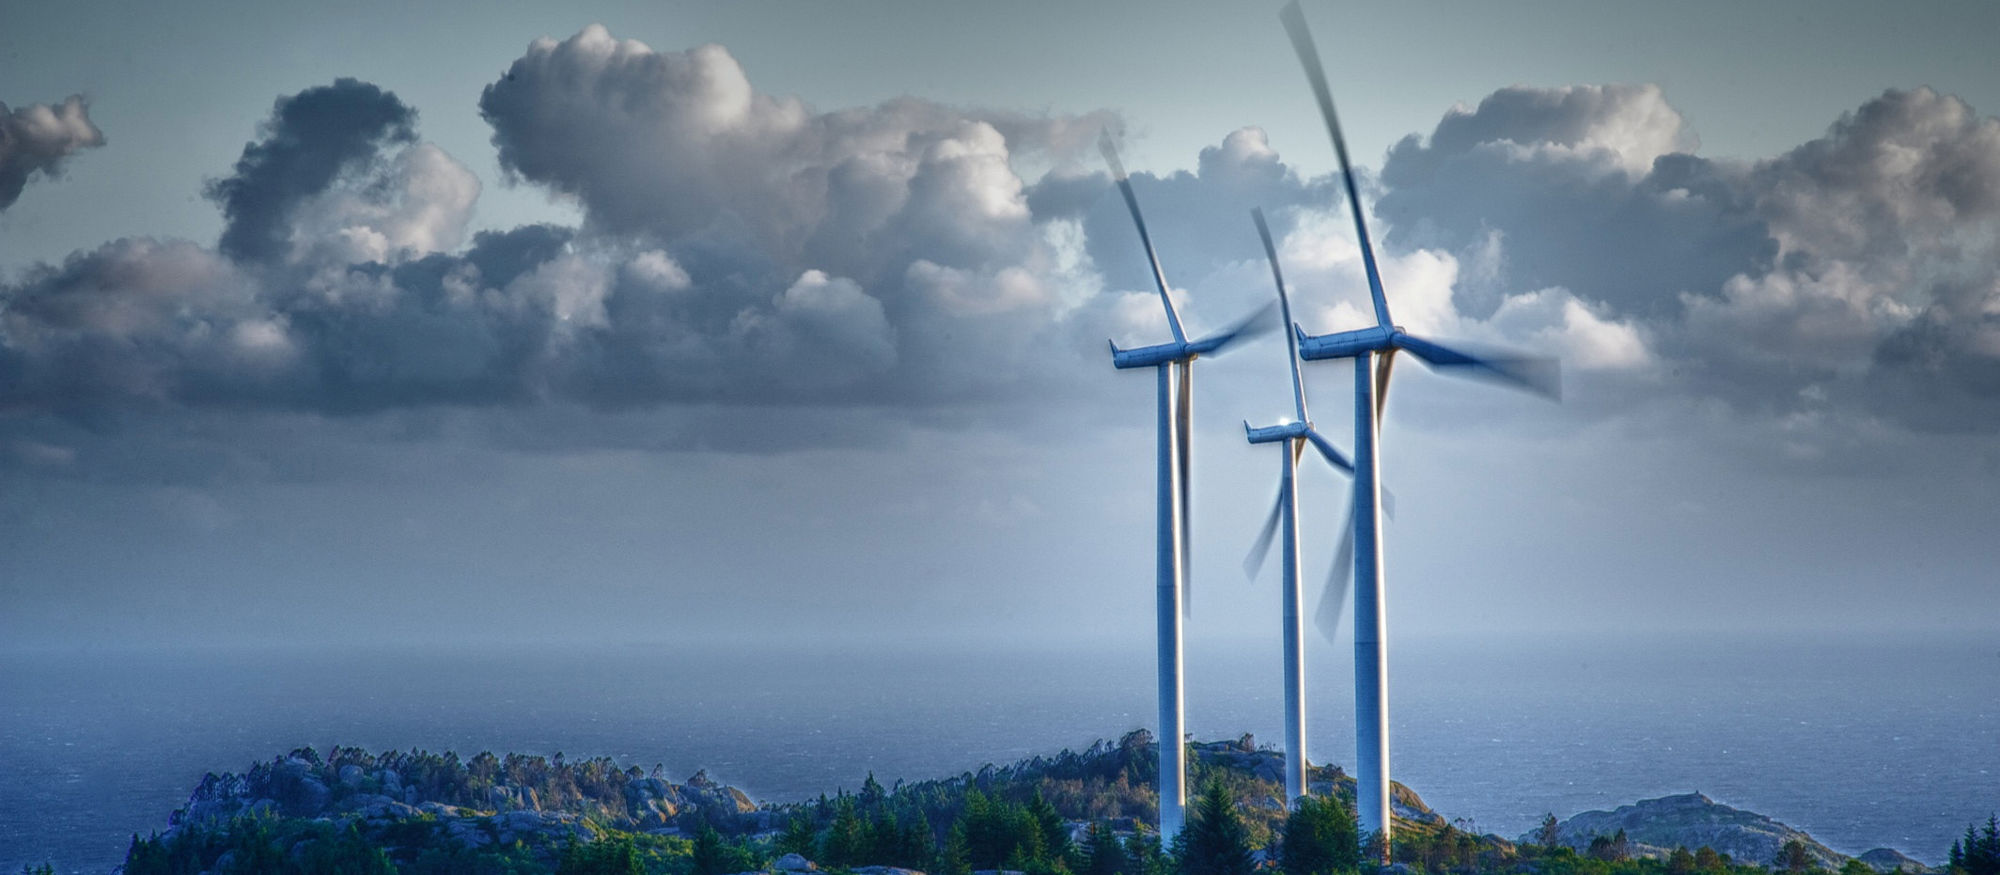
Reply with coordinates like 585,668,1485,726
1373,83,2000,433
9,31,2000,462
207,78,421,263
0,95,105,210
1377,84,1774,320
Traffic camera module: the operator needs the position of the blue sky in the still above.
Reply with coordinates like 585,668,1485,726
4,0,1999,651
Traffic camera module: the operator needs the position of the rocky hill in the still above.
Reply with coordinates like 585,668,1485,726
168,745,763,854
1530,792,1930,872
118,737,1942,874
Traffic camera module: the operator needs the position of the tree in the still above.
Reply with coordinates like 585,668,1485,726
693,823,759,875
1175,781,1255,875
1587,829,1631,862
822,797,867,866
1774,839,1815,874
1535,814,1562,850
1029,790,1073,862
1279,794,1359,875
1082,821,1132,875
1841,859,1876,875
1668,846,1697,875
777,813,818,857
1950,815,2000,875
942,823,974,875
1694,846,1726,872
558,837,643,875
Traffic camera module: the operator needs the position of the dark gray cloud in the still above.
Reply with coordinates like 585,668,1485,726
8,32,2000,464
207,79,418,263
1363,84,2000,434
0,95,105,210
1376,84,1774,320
1054,127,1339,298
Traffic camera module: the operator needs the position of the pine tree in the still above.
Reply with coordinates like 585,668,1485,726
1535,813,1562,850
822,797,867,866
1694,846,1726,872
1279,794,1359,875
777,813,818,858
1083,821,1132,875
1174,781,1255,875
1955,814,2000,875
1030,789,1073,862
942,823,974,875
1668,846,1697,875
1774,839,1814,874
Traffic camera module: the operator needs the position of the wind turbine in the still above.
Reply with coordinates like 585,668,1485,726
1240,207,1356,809
1278,1,1562,855
1100,133,1273,843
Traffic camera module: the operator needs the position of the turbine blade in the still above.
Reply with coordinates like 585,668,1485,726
1253,207,1311,423
1099,131,1188,345
1316,501,1355,642
1178,361,1194,617
1390,333,1562,399
1302,428,1354,474
1376,348,1397,419
1280,2,1393,331
1196,298,1281,356
1243,483,1285,581
1381,486,1397,521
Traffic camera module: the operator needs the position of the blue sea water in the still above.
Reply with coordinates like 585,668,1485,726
3,633,1995,873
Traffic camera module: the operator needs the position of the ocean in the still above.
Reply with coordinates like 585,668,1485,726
3,632,1995,873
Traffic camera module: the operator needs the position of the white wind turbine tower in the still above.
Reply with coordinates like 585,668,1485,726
1100,133,1274,843
1280,1,1563,855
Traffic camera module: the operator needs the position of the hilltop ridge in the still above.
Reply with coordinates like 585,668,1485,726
106,733,1942,874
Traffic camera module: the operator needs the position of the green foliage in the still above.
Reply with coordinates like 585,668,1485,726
1772,839,1813,874
1393,818,1488,873
1694,846,1726,872
955,789,1053,870
559,836,642,875
1081,821,1133,875
691,823,760,875
1535,813,1562,850
19,866,55,875
777,814,818,857
1667,846,1697,875
1173,781,1254,875
1587,830,1633,863
1278,794,1358,875
1840,859,1875,875
820,797,869,867
123,814,395,875
1951,815,2000,875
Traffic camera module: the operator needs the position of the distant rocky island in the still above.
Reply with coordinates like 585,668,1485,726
79,731,1972,875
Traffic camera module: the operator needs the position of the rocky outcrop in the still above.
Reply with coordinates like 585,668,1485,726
1190,734,1444,827
1858,847,1932,873
166,745,760,856
1525,793,1856,870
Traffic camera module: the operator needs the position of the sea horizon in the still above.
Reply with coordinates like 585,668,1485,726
6,629,1994,874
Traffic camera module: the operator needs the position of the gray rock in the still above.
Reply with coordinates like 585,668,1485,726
1858,848,1932,873
1526,793,1845,869
774,853,817,871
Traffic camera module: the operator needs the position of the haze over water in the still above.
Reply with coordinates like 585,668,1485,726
5,631,1993,874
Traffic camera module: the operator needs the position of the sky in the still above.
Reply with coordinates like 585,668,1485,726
4,0,2000,653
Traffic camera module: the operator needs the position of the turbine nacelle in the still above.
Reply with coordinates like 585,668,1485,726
1297,324,1396,361
1109,318,1267,370
1106,339,1216,370
1243,419,1311,445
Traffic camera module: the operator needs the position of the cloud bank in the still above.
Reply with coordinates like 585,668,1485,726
0,95,105,210
5,25,2000,465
